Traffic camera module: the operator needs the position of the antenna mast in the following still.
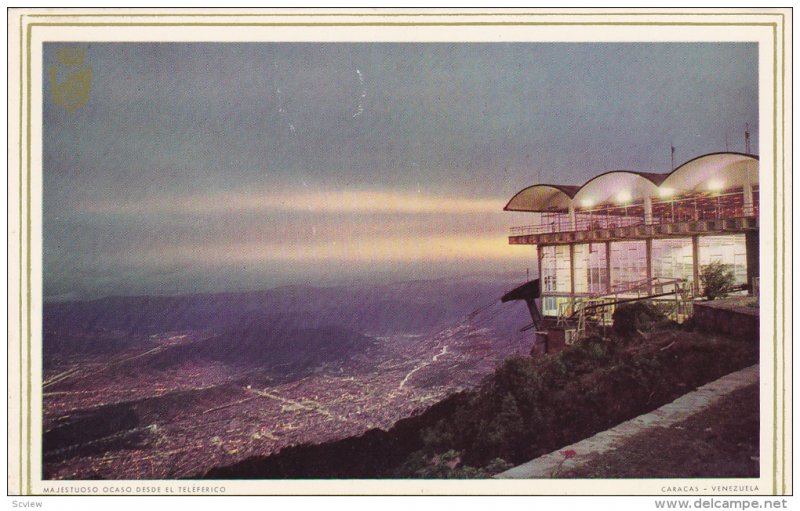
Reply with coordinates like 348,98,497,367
671,145,675,171
745,123,751,153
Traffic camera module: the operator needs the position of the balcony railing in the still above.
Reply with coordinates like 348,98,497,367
510,191,759,237
651,193,758,224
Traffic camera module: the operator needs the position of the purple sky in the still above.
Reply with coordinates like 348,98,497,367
43,43,758,300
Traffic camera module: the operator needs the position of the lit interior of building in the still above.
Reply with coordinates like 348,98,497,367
505,152,759,319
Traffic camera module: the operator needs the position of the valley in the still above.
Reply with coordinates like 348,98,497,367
42,277,534,479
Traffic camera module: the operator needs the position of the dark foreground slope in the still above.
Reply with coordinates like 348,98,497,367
203,325,758,479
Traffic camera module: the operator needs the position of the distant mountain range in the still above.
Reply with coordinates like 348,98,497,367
45,276,528,337
44,276,531,370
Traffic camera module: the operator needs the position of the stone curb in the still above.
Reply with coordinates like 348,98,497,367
493,364,759,479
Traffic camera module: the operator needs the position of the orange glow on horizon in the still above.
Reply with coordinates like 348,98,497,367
126,234,530,266
83,190,504,216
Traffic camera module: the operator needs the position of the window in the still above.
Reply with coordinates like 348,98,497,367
609,241,647,293
698,234,747,286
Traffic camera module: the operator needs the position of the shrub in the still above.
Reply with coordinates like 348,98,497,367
479,393,524,460
700,260,735,300
394,450,510,479
612,301,669,336
483,458,514,476
420,419,455,452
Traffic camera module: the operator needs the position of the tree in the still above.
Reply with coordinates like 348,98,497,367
700,260,735,300
479,392,525,461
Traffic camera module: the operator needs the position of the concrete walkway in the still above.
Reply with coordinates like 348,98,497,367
494,364,759,479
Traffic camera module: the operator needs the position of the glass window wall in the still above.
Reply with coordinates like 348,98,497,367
609,240,648,293
541,245,572,316
698,234,748,286
573,243,608,295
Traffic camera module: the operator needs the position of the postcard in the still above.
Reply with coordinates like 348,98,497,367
6,7,792,498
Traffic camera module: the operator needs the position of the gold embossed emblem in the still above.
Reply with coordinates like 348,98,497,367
49,47,91,111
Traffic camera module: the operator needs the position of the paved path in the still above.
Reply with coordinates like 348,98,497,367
494,364,759,479
398,344,448,389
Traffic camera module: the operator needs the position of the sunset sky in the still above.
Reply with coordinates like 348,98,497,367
43,43,758,300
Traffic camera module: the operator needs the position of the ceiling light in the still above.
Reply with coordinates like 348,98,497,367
616,191,632,204
658,187,675,198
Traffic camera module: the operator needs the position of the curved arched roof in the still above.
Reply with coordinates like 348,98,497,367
506,152,759,212
504,184,580,212
660,152,758,194
573,170,667,207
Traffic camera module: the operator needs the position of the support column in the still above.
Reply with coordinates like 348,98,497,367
692,235,700,296
568,244,576,315
745,231,759,294
743,182,754,217
644,197,653,225
605,241,612,293
569,244,575,295
569,203,577,231
536,245,543,283
645,238,653,294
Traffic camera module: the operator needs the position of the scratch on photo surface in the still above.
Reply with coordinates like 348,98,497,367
353,69,365,118
273,62,296,134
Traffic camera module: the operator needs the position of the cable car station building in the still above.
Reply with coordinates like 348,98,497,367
504,152,759,320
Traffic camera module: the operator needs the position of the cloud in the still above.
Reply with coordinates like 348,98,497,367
81,189,505,216
114,233,528,267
